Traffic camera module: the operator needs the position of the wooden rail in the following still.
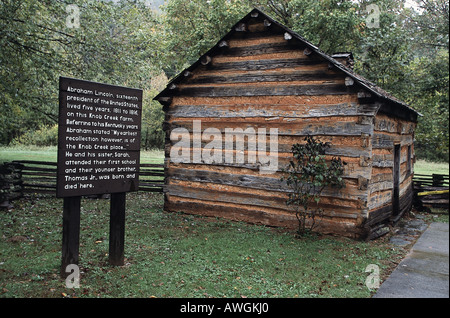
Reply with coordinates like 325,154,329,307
413,173,449,211
413,173,449,187
138,163,165,193
2,160,448,213
0,160,164,200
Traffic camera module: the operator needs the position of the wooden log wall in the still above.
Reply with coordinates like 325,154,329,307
162,18,381,238
365,112,416,238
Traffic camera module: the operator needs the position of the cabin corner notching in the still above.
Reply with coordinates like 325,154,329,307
154,8,420,239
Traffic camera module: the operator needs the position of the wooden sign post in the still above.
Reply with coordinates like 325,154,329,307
109,192,126,266
61,196,81,275
57,77,142,276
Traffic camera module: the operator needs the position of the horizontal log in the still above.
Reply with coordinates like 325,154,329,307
139,181,164,185
206,58,327,72
187,70,343,85
219,41,306,58
368,177,413,210
227,33,285,49
414,173,449,178
166,195,363,238
22,183,56,189
166,118,373,137
21,166,57,173
413,185,450,192
365,183,413,227
213,51,314,64
168,135,370,159
229,28,286,41
22,178,56,185
166,195,297,228
413,178,449,184
12,160,57,166
167,102,377,119
167,166,366,201
414,181,437,187
171,95,359,107
139,177,164,182
374,113,416,135
167,151,370,179
174,83,351,98
374,117,400,134
422,203,449,209
166,181,360,219
358,102,382,115
420,197,449,205
372,133,413,149
138,171,164,177
21,172,56,181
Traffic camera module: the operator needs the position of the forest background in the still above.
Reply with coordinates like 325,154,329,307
0,0,448,162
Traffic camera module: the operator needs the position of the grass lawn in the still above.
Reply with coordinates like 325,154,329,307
0,192,408,299
414,159,449,175
0,146,164,165
0,146,446,299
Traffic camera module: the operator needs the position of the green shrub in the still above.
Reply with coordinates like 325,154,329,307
11,124,58,147
282,136,346,236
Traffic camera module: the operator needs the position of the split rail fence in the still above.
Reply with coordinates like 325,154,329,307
1,160,448,212
413,173,449,211
1,160,164,206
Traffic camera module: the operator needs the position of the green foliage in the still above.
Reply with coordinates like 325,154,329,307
141,93,166,150
354,0,414,90
288,0,363,54
408,50,449,162
0,0,165,148
282,136,345,236
352,0,449,162
163,0,251,75
10,124,58,147
0,0,66,142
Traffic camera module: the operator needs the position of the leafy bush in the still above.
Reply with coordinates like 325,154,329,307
10,124,58,147
282,136,346,236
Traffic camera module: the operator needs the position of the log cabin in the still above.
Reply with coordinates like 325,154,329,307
154,8,420,240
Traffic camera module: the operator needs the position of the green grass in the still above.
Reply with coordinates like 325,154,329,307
0,192,407,298
0,146,163,165
0,146,446,298
414,159,449,175
0,145,58,163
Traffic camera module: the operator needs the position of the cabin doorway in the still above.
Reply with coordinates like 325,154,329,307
392,144,401,216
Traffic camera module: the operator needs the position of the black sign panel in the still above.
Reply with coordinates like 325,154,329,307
57,77,142,197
